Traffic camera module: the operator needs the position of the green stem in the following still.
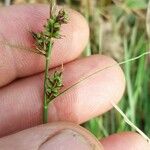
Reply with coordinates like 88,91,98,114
43,41,52,124
124,38,135,125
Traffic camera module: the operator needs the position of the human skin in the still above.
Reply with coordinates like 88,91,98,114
0,4,149,150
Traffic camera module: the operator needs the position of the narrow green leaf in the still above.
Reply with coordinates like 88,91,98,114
125,0,147,9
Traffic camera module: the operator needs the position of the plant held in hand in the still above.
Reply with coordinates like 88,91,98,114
32,0,68,123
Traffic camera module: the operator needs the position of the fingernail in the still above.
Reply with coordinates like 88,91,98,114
39,129,99,150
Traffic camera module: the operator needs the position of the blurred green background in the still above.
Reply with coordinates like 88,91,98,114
1,0,150,139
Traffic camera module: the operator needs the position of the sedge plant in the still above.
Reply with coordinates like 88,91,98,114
31,0,68,123
0,0,150,144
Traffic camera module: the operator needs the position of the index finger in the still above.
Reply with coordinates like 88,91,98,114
0,4,89,87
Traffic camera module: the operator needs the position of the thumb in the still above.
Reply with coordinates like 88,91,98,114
0,122,103,150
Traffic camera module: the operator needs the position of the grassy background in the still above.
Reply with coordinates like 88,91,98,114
1,0,150,139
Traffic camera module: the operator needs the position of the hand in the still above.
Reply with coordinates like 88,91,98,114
0,4,149,150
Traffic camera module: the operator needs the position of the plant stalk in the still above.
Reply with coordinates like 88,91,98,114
43,41,52,124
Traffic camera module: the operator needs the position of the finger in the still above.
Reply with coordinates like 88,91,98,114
0,122,103,150
0,55,125,137
100,132,150,150
0,4,89,87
